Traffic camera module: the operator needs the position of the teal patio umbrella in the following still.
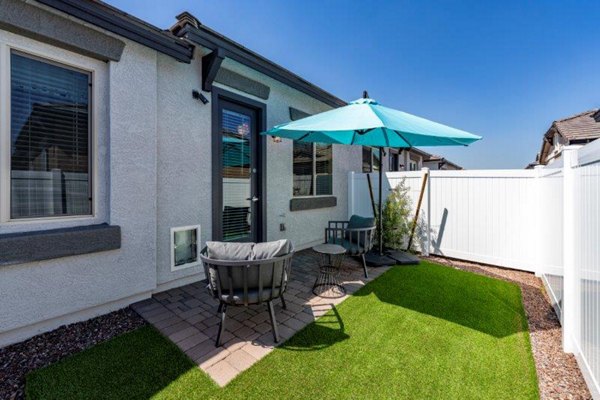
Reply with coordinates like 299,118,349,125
263,92,481,260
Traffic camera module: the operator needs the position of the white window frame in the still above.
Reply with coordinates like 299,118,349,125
0,39,98,225
292,142,333,198
170,225,202,272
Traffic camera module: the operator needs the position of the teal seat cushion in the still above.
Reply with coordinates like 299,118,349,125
347,215,375,230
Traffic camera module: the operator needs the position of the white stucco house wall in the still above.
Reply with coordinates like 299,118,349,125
0,0,363,347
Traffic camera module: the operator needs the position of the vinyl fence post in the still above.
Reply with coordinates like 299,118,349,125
562,145,581,354
533,165,545,278
423,167,431,256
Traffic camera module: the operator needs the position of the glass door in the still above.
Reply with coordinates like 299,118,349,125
218,101,259,242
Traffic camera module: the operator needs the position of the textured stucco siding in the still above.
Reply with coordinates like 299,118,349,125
215,58,362,250
0,22,363,346
155,49,211,287
0,36,158,346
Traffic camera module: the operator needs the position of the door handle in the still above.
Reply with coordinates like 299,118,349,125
246,196,259,202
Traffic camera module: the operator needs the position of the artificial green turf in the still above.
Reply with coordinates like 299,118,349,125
26,262,539,400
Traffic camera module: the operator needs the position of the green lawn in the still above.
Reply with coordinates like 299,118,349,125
26,262,539,400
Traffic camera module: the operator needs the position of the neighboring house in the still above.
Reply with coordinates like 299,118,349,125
384,147,462,172
0,0,364,347
533,108,600,166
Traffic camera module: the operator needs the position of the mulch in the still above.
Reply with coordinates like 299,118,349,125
0,257,593,399
0,308,146,400
426,255,592,400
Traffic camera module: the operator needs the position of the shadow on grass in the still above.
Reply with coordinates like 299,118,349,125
26,326,216,400
280,305,349,351
353,263,529,338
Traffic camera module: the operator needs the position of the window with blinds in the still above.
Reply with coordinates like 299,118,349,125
10,52,92,219
293,142,332,196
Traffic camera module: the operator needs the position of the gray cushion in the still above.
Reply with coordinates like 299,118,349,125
205,241,253,260
252,239,291,260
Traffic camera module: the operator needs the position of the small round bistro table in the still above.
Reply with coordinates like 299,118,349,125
312,243,347,298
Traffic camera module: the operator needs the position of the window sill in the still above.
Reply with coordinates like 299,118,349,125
289,196,337,212
0,224,121,267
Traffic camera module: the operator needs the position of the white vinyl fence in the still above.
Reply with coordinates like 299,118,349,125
348,141,600,398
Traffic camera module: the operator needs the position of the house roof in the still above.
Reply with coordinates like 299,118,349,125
421,153,463,170
394,148,462,169
548,109,600,142
539,108,600,164
37,0,346,108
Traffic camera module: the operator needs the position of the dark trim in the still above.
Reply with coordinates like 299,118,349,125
37,0,193,62
1,0,125,62
215,68,270,100
0,224,121,267
182,26,346,108
211,87,267,242
289,107,311,121
202,48,224,91
290,196,337,212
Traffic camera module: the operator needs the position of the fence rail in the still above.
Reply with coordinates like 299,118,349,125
348,141,600,398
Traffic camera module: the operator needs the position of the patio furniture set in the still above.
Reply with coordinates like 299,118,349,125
200,215,376,346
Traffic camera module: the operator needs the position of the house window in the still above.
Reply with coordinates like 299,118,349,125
171,225,200,271
293,142,332,196
362,147,380,172
389,151,400,171
409,159,419,171
8,51,92,219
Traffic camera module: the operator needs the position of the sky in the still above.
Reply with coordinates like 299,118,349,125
108,0,600,169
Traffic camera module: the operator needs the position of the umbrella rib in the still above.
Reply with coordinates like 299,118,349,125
351,130,357,145
382,128,391,147
392,130,414,148
297,132,312,142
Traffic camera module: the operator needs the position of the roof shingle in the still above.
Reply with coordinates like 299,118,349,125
552,109,600,141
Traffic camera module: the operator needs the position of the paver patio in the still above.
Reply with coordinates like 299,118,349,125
132,249,389,386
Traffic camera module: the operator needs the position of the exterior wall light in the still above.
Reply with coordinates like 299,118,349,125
192,90,209,104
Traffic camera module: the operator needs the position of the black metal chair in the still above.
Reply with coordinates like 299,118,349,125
200,245,294,347
325,215,376,278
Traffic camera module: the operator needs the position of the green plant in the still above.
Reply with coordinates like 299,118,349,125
382,178,413,250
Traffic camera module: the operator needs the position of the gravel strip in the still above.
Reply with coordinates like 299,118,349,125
425,255,592,400
0,308,145,400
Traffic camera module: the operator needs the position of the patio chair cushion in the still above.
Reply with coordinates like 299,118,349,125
205,241,253,261
252,239,292,260
347,215,376,230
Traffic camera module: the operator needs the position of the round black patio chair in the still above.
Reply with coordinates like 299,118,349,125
200,244,294,347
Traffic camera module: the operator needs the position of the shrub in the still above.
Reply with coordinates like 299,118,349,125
382,178,413,250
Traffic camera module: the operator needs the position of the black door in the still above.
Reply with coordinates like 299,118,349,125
216,100,261,242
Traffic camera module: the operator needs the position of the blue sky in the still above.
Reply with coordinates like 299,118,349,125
108,0,600,169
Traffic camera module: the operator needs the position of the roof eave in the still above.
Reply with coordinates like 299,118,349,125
180,25,346,108
37,0,194,63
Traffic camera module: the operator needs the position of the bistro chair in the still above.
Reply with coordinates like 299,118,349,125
200,240,294,346
325,215,376,278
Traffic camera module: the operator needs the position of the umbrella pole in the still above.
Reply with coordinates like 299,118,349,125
378,147,384,255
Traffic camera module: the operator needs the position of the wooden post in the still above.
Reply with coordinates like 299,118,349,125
366,173,377,218
406,169,429,252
